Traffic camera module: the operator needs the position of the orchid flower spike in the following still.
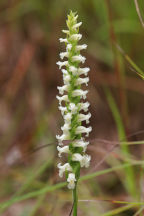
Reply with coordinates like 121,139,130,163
56,11,92,190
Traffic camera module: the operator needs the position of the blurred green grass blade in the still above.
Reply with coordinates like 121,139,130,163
28,194,46,216
120,140,144,145
1,161,144,212
101,204,136,216
104,88,127,147
1,159,53,214
15,159,53,197
104,88,137,197
133,206,144,216
0,182,67,212
80,161,143,182
116,43,144,80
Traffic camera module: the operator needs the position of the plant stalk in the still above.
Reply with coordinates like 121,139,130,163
73,183,78,216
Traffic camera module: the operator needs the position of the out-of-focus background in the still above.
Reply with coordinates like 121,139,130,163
1,0,144,215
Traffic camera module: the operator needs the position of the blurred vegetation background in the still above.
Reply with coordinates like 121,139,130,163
1,0,144,215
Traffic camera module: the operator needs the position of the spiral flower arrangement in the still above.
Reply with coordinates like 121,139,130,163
56,11,92,192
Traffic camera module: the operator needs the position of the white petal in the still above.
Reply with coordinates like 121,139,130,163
73,15,78,21
72,55,86,64
69,103,78,114
66,44,72,51
64,113,72,123
78,113,91,124
62,30,69,34
58,106,67,115
67,173,76,189
69,66,77,75
62,69,68,75
57,146,69,157
70,34,82,41
78,102,90,112
78,67,90,76
59,38,68,43
72,153,82,161
56,133,70,145
62,69,70,84
82,154,91,167
75,126,92,136
61,122,71,133
72,153,91,168
56,95,69,105
72,22,82,30
75,44,87,51
72,139,89,152
57,85,69,95
57,163,72,178
75,77,89,86
60,52,69,59
56,61,69,69
63,74,71,85
72,89,88,99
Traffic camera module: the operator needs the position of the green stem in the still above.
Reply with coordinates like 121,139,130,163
73,183,78,216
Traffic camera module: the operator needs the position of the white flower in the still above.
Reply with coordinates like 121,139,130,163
79,102,90,112
76,126,92,136
57,146,69,157
62,69,68,75
69,66,90,76
72,139,89,152
56,133,70,145
75,44,87,51
61,70,71,85
66,44,72,51
69,66,77,75
64,113,72,123
72,55,86,63
61,123,71,133
62,30,69,34
60,52,69,59
57,85,69,95
67,173,76,189
72,22,82,30
77,113,91,124
57,163,72,177
59,38,68,43
75,77,89,86
56,95,69,105
69,103,78,114
58,106,67,115
63,75,71,85
78,67,90,76
72,89,88,99
72,153,91,168
70,34,82,41
57,11,92,187
56,61,69,69
73,14,78,21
